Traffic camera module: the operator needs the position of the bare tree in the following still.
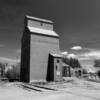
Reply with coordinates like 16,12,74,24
62,57,81,68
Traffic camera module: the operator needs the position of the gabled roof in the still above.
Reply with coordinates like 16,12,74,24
26,15,53,24
62,62,69,67
27,26,59,38
50,53,62,58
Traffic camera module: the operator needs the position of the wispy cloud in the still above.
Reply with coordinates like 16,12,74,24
71,46,82,50
67,53,77,58
70,46,100,61
0,57,20,64
78,50,100,61
61,51,68,55
61,51,77,59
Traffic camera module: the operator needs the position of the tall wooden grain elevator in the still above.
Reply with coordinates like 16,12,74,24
20,15,62,82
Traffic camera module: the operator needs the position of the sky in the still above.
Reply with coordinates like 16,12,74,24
0,0,100,66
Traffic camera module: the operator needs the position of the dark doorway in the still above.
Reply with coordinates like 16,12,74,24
62,66,70,77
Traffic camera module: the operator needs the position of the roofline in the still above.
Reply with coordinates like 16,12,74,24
26,27,59,38
31,32,59,38
25,15,53,24
30,31,59,39
49,53,62,58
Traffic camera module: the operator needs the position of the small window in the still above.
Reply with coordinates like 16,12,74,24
56,66,58,70
57,60,59,63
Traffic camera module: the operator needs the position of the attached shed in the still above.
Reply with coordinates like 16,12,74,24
47,53,62,82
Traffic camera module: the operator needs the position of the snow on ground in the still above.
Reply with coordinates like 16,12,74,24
0,78,100,100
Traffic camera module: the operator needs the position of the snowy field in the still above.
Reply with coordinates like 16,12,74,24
0,78,100,100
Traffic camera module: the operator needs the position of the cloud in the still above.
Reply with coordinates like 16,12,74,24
71,46,82,50
67,53,77,58
84,51,100,58
77,49,100,61
61,51,68,55
0,57,20,64
61,51,77,59
78,56,91,61
70,46,100,61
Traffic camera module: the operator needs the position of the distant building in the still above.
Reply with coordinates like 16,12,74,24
73,68,83,78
